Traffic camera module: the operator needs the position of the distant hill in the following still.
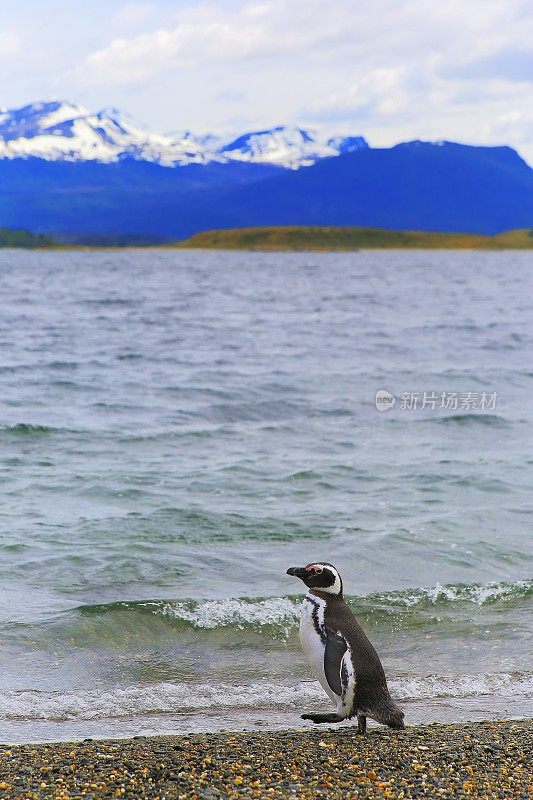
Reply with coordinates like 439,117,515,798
197,142,533,236
177,226,533,250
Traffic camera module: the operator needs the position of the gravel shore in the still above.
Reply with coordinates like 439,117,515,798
0,720,530,799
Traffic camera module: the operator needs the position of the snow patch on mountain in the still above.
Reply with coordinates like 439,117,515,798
216,126,368,169
0,101,221,166
0,101,368,169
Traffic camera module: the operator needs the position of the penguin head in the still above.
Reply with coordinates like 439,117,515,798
286,563,343,596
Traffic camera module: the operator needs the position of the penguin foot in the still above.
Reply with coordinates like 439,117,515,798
301,713,344,724
357,714,367,735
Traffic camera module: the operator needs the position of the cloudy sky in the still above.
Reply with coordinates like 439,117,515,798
1,0,532,159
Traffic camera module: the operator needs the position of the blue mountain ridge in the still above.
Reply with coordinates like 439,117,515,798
201,141,533,236
1,140,532,240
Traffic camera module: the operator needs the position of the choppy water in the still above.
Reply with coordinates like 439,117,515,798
0,249,531,743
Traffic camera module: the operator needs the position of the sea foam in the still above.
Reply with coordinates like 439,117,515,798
1,672,530,722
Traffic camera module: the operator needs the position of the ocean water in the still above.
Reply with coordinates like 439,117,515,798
0,248,531,744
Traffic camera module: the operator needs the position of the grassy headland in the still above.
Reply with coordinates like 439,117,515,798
177,225,533,251
0,720,530,799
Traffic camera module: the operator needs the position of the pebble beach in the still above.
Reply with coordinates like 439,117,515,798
0,720,531,799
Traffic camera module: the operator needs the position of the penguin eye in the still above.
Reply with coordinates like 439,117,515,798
313,566,323,575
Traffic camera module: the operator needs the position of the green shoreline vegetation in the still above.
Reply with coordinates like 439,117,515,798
0,721,530,799
0,228,58,249
177,225,533,251
2,225,533,250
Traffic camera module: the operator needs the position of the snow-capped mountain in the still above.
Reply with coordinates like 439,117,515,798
0,101,368,169
213,126,368,169
0,101,218,166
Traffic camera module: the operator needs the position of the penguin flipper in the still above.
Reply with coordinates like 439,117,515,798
323,628,347,696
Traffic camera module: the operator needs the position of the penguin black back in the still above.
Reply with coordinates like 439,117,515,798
320,591,403,727
287,562,405,731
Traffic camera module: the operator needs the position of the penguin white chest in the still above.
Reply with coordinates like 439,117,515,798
299,595,338,704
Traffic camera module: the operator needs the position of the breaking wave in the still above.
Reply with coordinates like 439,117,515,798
77,579,532,635
1,672,531,722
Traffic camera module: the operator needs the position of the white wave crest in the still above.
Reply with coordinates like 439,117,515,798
131,581,531,631
390,672,533,700
0,681,319,721
375,580,532,608
1,673,531,722
147,597,301,630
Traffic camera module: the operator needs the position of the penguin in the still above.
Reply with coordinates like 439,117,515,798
287,562,404,734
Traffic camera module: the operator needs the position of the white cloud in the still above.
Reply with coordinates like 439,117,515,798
81,0,533,92
304,69,415,123
81,0,375,85
445,48,533,83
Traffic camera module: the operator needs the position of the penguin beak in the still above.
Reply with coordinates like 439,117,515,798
287,566,308,579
